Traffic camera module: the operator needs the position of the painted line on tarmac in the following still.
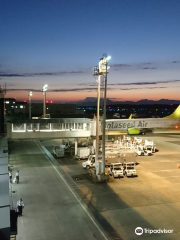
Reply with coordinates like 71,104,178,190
35,140,110,240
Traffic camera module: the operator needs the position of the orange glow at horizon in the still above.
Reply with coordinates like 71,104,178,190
5,86,180,103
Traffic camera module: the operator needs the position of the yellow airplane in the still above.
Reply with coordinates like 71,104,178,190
107,105,180,135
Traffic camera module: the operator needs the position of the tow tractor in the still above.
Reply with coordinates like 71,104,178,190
52,140,71,157
135,146,152,156
144,139,156,153
82,155,95,169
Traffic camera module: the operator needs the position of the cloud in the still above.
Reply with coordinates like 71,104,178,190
0,73,25,77
111,64,131,68
110,60,180,71
142,67,157,70
6,85,171,94
6,87,100,93
113,87,167,90
80,79,180,88
108,97,119,99
142,62,152,65
107,79,180,86
51,88,98,92
0,71,83,77
5,78,180,94
172,61,180,64
110,62,153,70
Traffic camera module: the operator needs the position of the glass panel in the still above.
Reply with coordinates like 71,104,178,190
52,123,61,130
26,123,32,130
12,123,25,131
40,123,50,130
78,123,83,129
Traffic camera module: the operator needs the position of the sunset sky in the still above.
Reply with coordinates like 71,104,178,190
0,0,180,103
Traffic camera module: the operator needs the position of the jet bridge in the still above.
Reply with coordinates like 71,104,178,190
7,118,98,140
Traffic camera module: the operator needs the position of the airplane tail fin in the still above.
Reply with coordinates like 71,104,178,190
129,114,132,119
164,105,180,119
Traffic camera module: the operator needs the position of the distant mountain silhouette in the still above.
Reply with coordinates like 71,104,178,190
66,97,180,106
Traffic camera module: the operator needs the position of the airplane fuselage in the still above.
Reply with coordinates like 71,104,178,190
106,118,180,130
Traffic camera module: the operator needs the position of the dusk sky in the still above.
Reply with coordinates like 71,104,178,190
1,0,180,103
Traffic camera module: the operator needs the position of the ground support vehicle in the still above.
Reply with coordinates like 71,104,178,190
62,140,70,150
110,163,124,178
52,145,65,157
105,151,121,165
144,139,156,152
133,137,143,144
123,162,137,177
124,166,137,177
135,148,152,156
146,146,156,153
75,147,91,160
105,150,138,166
144,141,156,153
82,155,95,169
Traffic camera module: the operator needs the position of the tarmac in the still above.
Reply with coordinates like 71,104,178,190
8,140,113,240
8,132,180,240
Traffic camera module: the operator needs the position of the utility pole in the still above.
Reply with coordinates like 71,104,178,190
29,91,32,119
93,66,101,176
99,55,111,177
96,76,101,175
93,55,111,181
42,85,48,118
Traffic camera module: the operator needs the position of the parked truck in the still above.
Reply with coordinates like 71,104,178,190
105,150,137,165
76,147,91,160
105,151,121,165
52,145,65,157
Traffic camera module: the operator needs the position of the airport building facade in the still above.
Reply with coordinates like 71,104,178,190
4,98,77,118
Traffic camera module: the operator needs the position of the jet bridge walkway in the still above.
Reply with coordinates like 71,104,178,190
7,118,97,140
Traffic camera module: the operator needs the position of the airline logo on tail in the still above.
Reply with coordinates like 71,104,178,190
164,105,180,119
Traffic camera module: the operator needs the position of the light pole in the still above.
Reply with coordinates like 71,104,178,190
93,55,111,181
28,91,32,119
42,84,48,118
99,55,111,175
93,66,101,177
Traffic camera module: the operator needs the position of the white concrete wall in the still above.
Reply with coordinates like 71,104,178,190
0,138,10,239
